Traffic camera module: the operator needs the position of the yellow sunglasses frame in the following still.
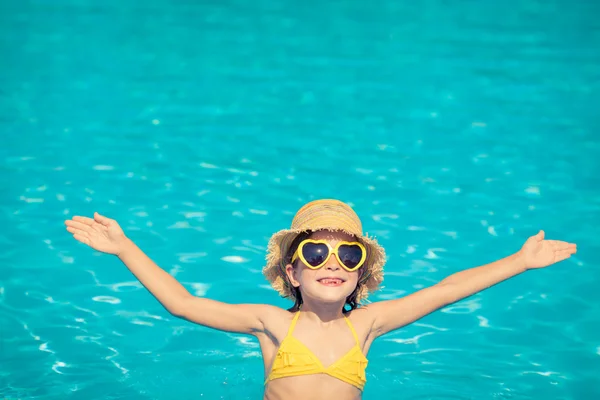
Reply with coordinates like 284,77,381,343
291,239,367,272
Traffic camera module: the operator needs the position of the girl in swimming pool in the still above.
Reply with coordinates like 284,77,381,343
64,199,576,400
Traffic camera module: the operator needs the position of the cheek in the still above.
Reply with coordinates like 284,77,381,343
347,278,360,294
348,271,360,284
297,268,318,283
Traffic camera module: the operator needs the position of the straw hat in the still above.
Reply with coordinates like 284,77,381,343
263,199,386,303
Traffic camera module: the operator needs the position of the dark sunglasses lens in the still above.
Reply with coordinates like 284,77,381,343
302,243,329,266
338,244,363,269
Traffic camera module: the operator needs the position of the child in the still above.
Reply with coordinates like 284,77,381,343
64,199,576,400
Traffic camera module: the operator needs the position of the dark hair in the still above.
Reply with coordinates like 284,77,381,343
283,231,364,314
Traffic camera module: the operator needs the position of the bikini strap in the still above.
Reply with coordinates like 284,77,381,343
286,312,301,336
343,315,360,344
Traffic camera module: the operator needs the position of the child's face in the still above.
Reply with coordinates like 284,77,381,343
286,230,363,305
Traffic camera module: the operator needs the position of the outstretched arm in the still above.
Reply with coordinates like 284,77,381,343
65,213,276,335
368,230,577,337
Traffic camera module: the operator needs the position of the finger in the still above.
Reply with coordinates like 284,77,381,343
72,216,96,226
66,226,89,238
91,222,107,234
73,233,91,246
569,245,577,254
537,230,545,240
549,241,577,251
554,250,573,263
94,212,112,226
65,220,94,233
529,230,544,242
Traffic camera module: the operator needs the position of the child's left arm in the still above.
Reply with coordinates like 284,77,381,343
367,230,577,337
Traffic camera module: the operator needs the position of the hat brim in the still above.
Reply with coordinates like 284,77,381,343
262,227,386,303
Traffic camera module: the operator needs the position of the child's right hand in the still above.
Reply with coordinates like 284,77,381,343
65,212,129,256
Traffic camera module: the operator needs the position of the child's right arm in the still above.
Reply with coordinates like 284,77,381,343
65,212,274,335
118,238,276,334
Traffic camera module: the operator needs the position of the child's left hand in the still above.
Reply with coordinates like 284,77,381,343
519,230,577,270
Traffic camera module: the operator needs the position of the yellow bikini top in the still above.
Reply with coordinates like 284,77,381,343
265,312,368,391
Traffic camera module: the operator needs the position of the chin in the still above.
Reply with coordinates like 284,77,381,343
316,295,347,304
313,287,355,303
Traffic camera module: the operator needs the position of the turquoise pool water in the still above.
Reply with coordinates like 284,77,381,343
2,0,599,398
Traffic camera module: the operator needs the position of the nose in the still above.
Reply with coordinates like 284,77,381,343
325,253,341,270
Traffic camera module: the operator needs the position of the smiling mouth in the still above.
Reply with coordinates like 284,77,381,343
317,278,344,286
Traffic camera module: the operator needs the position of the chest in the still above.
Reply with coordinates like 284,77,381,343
259,312,375,372
290,331,358,366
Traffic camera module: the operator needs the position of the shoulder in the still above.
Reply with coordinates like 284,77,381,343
257,304,294,320
344,306,378,338
250,304,295,337
238,303,291,323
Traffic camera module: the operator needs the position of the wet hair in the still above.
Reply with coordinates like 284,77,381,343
283,231,364,314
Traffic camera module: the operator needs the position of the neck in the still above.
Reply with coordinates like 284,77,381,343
297,299,346,323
